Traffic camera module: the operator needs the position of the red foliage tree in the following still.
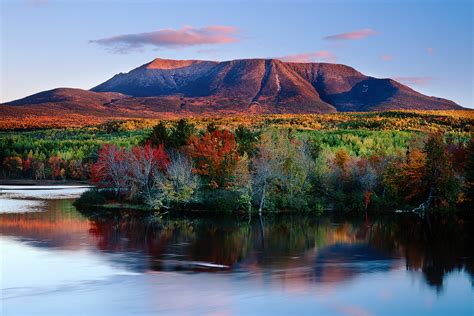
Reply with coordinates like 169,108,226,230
90,144,127,195
188,130,239,188
128,143,169,175
22,158,31,178
127,143,170,200
48,156,65,179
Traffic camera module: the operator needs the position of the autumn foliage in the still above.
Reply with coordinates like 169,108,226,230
2,114,472,214
188,130,240,188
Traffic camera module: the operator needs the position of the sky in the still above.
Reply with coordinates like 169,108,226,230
1,0,473,107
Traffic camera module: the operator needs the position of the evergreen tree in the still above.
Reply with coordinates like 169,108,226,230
234,125,260,157
149,122,170,147
170,119,195,148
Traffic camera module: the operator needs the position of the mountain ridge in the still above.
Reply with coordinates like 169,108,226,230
89,57,461,112
2,58,463,120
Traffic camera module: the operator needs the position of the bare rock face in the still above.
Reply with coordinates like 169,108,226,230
4,58,462,117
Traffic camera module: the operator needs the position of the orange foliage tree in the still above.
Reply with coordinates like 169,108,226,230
385,147,427,205
188,130,240,188
48,156,66,179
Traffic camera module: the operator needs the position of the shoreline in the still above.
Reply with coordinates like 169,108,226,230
0,178,91,186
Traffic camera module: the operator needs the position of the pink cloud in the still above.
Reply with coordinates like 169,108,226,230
427,47,434,54
381,54,394,61
324,28,378,41
278,51,337,63
392,76,433,86
91,25,239,53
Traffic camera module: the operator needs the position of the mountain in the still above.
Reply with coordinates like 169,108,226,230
1,58,463,127
90,58,461,112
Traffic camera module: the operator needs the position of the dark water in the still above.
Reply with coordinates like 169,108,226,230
0,188,473,315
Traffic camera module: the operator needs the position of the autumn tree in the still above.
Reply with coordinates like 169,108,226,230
423,133,460,210
127,143,169,203
22,156,32,178
251,130,314,213
32,159,46,180
48,156,66,179
68,159,89,180
334,148,350,174
385,133,461,214
188,129,240,188
90,144,128,197
149,152,199,209
2,156,22,177
384,147,427,206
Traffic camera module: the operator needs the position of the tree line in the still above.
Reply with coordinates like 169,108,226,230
81,119,473,214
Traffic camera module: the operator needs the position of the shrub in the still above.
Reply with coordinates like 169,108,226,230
73,189,106,208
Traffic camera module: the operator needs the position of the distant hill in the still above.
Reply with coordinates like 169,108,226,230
1,58,464,128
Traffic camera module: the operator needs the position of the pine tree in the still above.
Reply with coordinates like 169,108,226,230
149,122,170,147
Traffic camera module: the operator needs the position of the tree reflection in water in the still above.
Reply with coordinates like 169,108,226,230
1,200,472,291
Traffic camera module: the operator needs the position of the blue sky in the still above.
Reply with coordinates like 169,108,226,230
1,0,473,107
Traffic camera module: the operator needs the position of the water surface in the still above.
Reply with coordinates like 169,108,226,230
0,186,472,315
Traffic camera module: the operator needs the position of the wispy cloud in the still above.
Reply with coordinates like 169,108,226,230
278,51,337,63
381,54,394,61
91,25,239,54
324,28,378,41
426,47,434,54
393,76,433,86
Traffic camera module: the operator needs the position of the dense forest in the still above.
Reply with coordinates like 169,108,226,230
1,111,472,214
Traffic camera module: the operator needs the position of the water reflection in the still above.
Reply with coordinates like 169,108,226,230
1,199,472,292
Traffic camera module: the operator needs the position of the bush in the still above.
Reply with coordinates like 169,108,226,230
198,188,249,212
73,189,106,208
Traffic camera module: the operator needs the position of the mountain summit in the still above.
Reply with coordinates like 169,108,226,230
90,58,461,113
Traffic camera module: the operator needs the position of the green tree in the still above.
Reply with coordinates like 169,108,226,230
235,125,260,157
170,119,196,148
149,121,170,147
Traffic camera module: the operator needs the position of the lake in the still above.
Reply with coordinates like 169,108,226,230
0,185,472,315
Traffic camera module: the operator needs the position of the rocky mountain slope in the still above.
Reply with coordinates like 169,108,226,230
90,58,461,112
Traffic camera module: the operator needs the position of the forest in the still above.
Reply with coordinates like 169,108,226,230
1,110,473,215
